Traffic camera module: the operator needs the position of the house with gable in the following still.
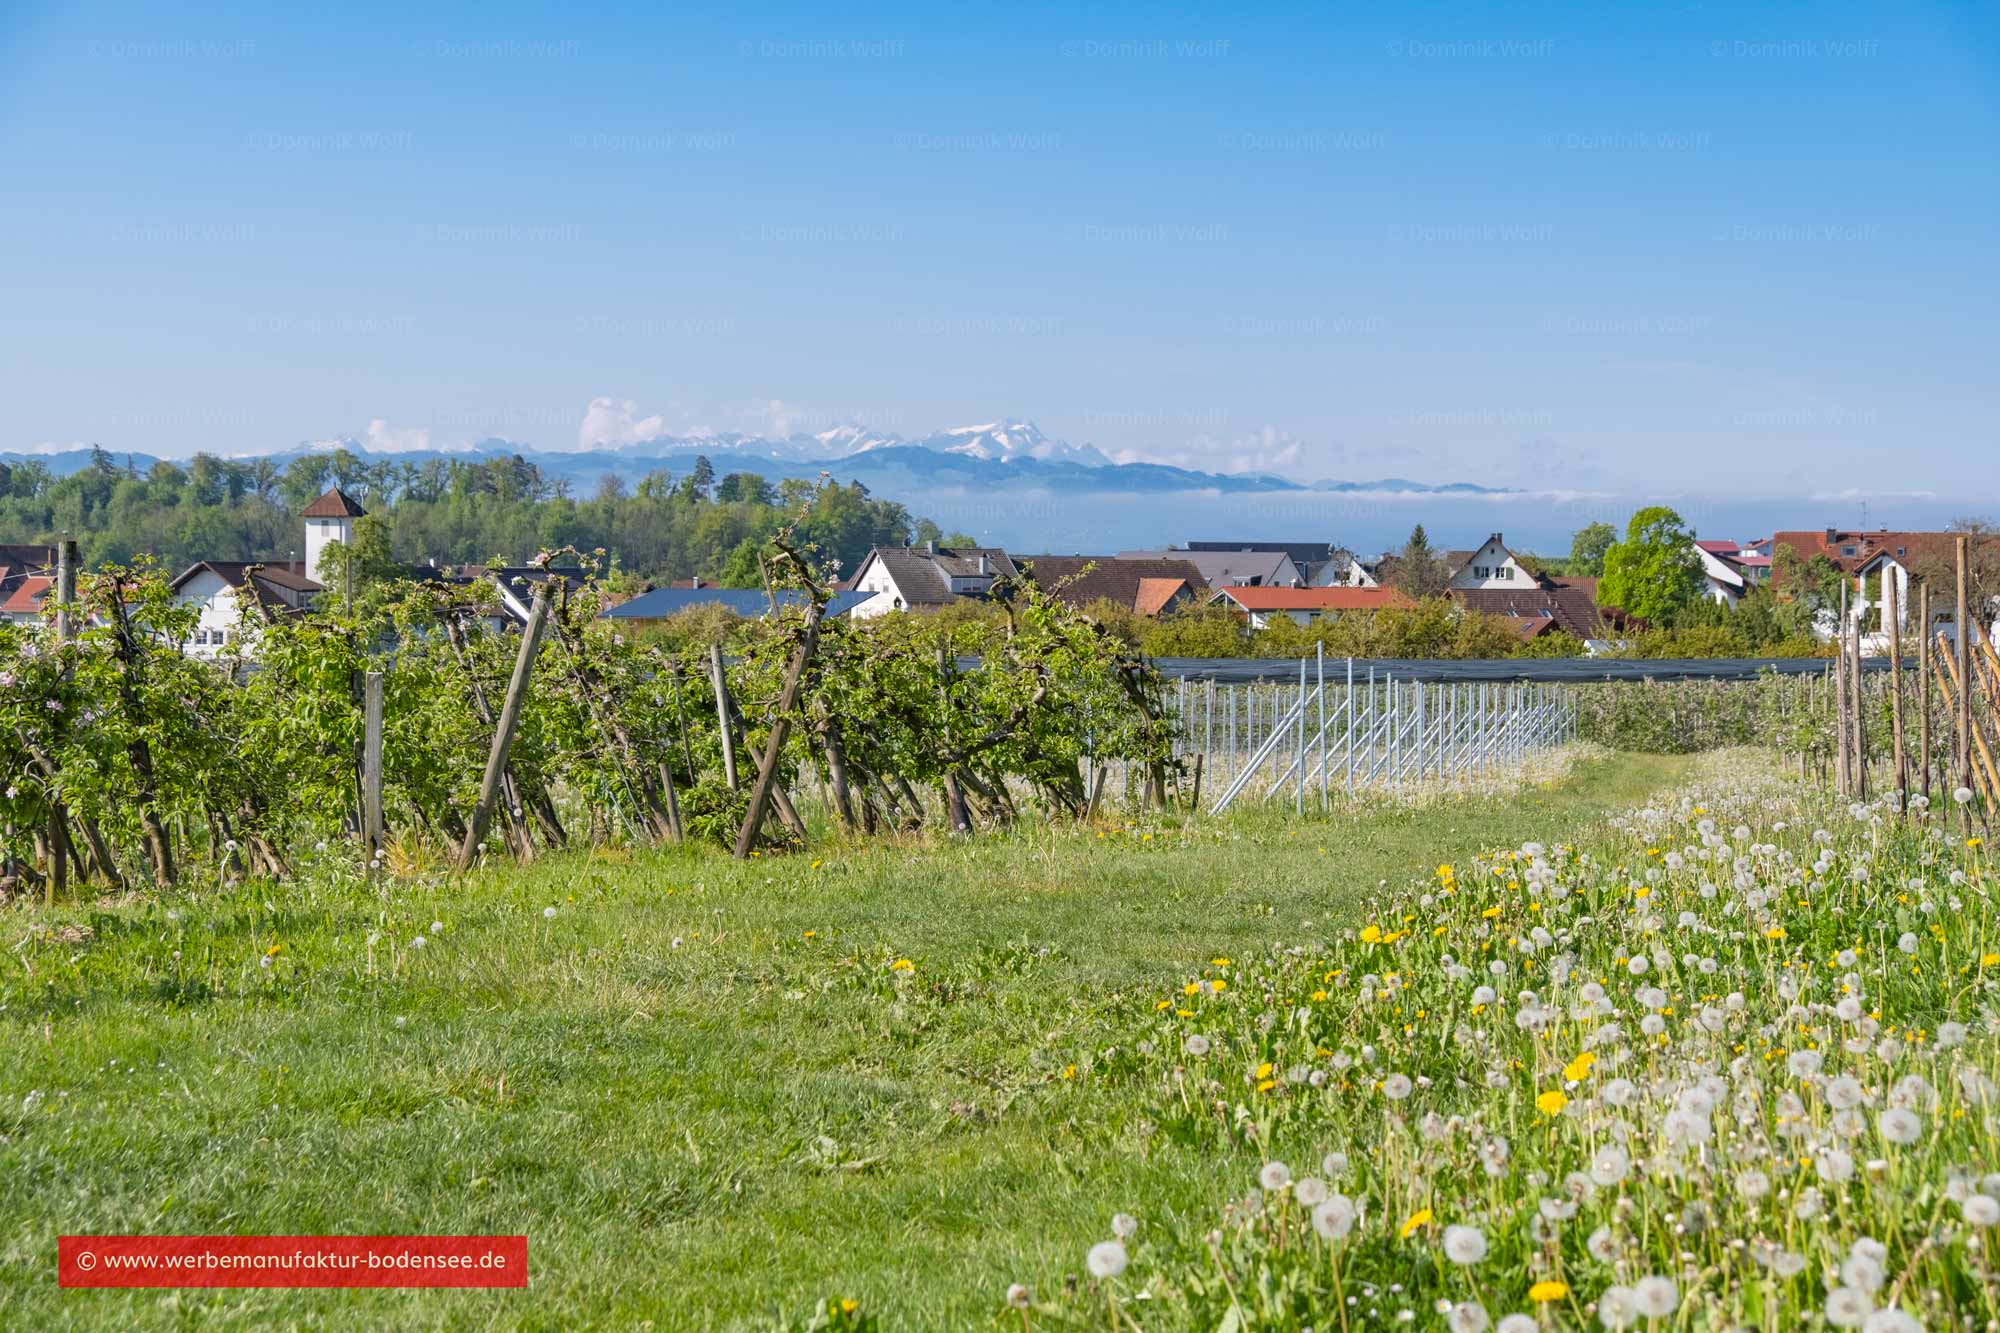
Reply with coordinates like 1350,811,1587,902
846,542,1019,619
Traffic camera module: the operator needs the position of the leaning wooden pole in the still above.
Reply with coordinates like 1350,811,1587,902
362,670,385,864
456,588,552,874
732,601,824,859
709,643,739,790
1849,610,1867,799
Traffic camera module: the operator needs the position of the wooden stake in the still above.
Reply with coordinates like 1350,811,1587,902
1849,611,1867,799
1920,583,1933,803
1887,574,1905,804
47,537,76,905
456,588,552,874
709,643,738,790
362,670,385,862
1956,533,1973,798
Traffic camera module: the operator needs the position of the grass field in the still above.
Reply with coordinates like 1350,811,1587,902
0,749,1695,1330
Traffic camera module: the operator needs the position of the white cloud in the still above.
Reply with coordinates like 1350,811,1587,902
578,396,668,448
1110,424,1308,476
363,418,432,453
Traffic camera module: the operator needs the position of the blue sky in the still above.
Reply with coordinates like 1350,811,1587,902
2,0,1995,500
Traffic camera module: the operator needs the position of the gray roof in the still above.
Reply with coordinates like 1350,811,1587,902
1117,548,1298,587
603,588,868,620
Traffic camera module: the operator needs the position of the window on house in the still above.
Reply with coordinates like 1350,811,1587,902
1840,546,1857,556
216,628,228,644
193,629,208,645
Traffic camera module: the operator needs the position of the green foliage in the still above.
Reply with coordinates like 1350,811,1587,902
1392,524,1450,599
1599,506,1704,622
1567,520,1617,576
0,449,930,585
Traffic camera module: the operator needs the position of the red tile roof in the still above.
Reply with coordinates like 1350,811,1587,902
0,574,52,615
1133,576,1189,616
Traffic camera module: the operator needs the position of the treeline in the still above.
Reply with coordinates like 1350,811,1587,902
0,447,942,584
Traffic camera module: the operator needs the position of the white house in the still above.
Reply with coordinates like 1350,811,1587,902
1691,542,1747,608
846,544,1018,619
168,485,360,658
1447,534,1539,590
302,486,366,583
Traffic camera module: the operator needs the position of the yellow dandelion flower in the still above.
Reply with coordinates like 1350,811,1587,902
1536,1089,1569,1116
1563,1052,1596,1082
1399,1208,1433,1238
1529,1281,1568,1302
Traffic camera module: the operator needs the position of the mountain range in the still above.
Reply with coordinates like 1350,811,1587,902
6,419,1510,500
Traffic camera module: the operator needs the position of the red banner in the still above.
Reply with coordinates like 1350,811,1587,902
58,1235,527,1288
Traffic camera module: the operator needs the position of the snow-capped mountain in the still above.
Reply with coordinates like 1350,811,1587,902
914,420,1110,466
591,418,1112,467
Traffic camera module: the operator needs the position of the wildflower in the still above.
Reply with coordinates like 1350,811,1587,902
1596,1286,1639,1329
1536,1089,1568,1116
1824,1287,1873,1328
1962,1194,2000,1227
1632,1277,1678,1318
1382,1073,1413,1100
1322,1151,1349,1178
1448,1302,1490,1333
410,936,426,950
1294,1177,1328,1206
1527,1280,1568,1302
1312,1195,1357,1239
430,920,443,934
1005,1284,1030,1309
1562,1051,1596,1082
1589,1144,1629,1186
1496,1318,1537,1333
1184,1034,1211,1057
1876,1107,1922,1145
1258,1161,1292,1191
1953,786,1974,804
1111,1212,1137,1239
1085,1240,1127,1279
1398,1207,1433,1239
1442,1224,1487,1265
543,906,557,919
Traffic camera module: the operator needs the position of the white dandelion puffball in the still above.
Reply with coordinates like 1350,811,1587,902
430,920,443,934
1877,1108,1922,1145
1259,1161,1292,1191
1840,1252,1885,1294
1111,1212,1137,1240
1962,1194,2000,1227
1589,1144,1630,1186
1184,1034,1211,1057
1861,1310,1922,1333
1312,1195,1357,1240
410,936,426,950
1442,1224,1487,1265
1448,1301,1490,1333
1953,785,1974,804
1497,1317,1536,1333
1005,1283,1030,1309
1085,1240,1127,1279
1826,1075,1865,1110
1633,1276,1678,1318
1824,1286,1873,1328
543,906,558,919
1597,1284,1639,1329
1294,1177,1329,1207
1382,1073,1413,1100
1323,1151,1350,1178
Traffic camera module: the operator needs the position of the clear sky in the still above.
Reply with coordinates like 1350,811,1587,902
2,0,1995,498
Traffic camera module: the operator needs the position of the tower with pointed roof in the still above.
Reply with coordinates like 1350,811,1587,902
301,486,366,585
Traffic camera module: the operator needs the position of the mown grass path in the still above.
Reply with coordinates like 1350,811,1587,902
1,751,1690,1330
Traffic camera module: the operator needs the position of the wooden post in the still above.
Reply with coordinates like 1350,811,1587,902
732,603,823,858
362,670,385,861
709,643,738,790
1920,583,1933,803
46,537,77,905
456,588,552,874
1887,575,1905,805
1833,594,1849,796
1849,611,1867,799
1956,533,1972,800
